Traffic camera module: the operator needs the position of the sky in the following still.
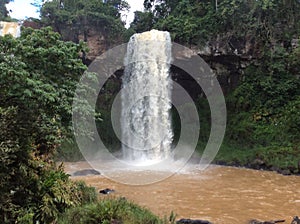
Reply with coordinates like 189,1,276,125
6,0,144,27
6,0,40,20
122,0,144,27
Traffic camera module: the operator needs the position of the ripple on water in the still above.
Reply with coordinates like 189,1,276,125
63,161,300,224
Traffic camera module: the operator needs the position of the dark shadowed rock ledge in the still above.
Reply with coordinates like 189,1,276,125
72,169,101,176
214,159,300,176
177,218,212,224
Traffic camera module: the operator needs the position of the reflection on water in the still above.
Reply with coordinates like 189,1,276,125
63,161,300,224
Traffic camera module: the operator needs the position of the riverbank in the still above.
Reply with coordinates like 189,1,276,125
57,142,300,176
210,144,300,176
62,161,300,224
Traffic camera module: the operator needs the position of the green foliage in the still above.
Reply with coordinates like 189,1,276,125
56,138,84,161
0,27,87,136
34,168,97,223
14,178,97,224
209,143,254,166
130,11,154,33
98,0,300,170
289,40,300,74
135,1,298,169
137,0,300,46
280,96,300,142
226,45,300,148
171,105,181,147
213,143,300,172
196,98,211,143
95,78,122,152
0,0,11,20
138,0,213,44
0,27,94,223
217,39,300,171
40,0,129,47
58,198,176,224
255,145,300,170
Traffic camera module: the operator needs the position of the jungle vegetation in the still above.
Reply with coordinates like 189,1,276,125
0,0,299,223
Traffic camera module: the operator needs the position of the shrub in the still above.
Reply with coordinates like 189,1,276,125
58,198,175,224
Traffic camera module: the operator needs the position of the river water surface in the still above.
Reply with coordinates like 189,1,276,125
63,161,300,224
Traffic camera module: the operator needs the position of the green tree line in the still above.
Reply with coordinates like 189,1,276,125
130,0,300,170
0,26,98,223
0,0,300,222
0,1,170,223
32,0,300,169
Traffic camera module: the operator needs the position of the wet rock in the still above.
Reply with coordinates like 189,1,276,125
72,169,100,176
176,218,212,224
99,188,115,195
250,158,266,169
291,39,299,49
270,166,280,172
248,219,285,224
291,216,300,224
281,169,292,176
110,220,122,224
252,158,265,165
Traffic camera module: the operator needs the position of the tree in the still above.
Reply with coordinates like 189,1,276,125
40,0,129,49
130,11,154,33
133,0,300,163
226,42,300,147
0,27,95,223
0,0,11,20
139,0,300,46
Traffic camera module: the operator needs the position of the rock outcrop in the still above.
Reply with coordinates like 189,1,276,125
291,216,300,224
72,169,100,176
249,219,285,224
20,21,298,97
176,218,212,224
99,188,115,195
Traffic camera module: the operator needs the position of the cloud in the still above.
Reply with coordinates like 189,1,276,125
6,0,40,20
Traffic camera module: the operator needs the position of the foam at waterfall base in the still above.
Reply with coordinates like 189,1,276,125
125,158,165,167
86,155,208,184
88,156,201,174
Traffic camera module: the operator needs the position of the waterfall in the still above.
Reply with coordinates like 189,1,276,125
121,30,173,163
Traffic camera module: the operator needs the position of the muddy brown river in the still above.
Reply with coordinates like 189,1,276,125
63,161,300,224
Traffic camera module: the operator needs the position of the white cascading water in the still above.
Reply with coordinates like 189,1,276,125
121,30,173,163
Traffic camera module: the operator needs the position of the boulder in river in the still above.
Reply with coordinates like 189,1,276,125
99,188,115,195
176,218,212,224
248,219,285,224
291,216,300,224
72,169,100,176
281,169,292,175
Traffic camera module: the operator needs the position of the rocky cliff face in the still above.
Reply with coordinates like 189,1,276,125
21,21,253,95
23,21,108,64
77,28,107,64
111,34,259,98
21,21,298,97
170,36,259,98
194,35,261,95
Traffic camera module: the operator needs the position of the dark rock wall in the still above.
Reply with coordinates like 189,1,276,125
22,21,298,97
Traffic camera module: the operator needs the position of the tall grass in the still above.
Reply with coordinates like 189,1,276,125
58,197,176,224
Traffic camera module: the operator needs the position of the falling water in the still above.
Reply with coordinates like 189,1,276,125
121,30,173,163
